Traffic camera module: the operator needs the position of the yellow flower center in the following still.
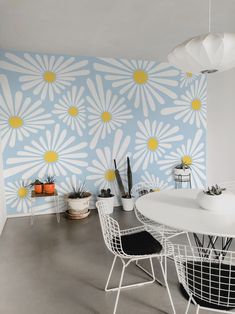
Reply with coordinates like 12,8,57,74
101,111,112,122
18,187,28,198
147,137,158,151
8,116,23,128
68,106,79,117
43,71,56,83
153,188,161,192
104,169,116,182
191,99,201,111
186,72,193,78
44,151,58,163
133,70,148,84
182,155,192,166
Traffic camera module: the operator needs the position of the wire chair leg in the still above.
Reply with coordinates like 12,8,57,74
164,255,168,281
186,232,193,247
113,261,126,314
159,259,176,314
135,259,164,286
195,305,200,314
105,256,117,291
185,294,192,314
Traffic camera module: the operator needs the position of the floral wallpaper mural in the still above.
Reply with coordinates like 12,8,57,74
0,50,207,216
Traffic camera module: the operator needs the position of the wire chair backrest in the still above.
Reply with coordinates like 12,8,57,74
96,200,123,255
131,182,156,226
174,244,235,309
131,182,154,200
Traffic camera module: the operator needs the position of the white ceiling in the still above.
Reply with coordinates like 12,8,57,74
0,0,235,61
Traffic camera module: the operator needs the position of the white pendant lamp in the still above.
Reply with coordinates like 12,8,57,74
168,0,235,74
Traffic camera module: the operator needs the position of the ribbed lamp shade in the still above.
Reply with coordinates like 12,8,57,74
168,33,235,74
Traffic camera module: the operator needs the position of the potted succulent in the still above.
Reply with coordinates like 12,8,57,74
174,159,191,181
29,178,43,194
114,157,134,212
67,182,91,214
43,175,56,194
97,188,115,214
197,184,235,211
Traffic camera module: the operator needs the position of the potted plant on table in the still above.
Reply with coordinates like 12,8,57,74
67,182,91,217
43,176,56,194
97,188,115,214
196,184,235,211
29,178,43,194
174,159,191,181
114,157,134,212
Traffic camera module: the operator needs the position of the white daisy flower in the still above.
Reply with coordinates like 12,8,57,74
179,71,199,88
94,58,179,117
158,129,206,188
0,52,90,101
86,75,133,149
5,179,60,214
87,129,131,204
52,86,86,136
141,171,173,191
5,180,31,213
133,119,183,172
0,75,53,150
5,124,88,179
161,76,207,129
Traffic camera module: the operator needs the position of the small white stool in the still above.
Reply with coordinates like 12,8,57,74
30,189,60,225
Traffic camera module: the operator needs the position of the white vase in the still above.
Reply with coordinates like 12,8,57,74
174,167,191,181
67,194,91,212
121,197,134,211
96,195,115,214
196,191,235,211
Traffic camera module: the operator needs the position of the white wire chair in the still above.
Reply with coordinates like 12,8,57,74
131,182,191,241
96,200,176,314
174,244,235,313
131,182,192,283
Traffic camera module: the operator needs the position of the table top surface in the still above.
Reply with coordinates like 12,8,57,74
135,189,235,237
31,190,58,198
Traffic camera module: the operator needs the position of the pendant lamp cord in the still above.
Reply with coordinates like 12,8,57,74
209,0,211,32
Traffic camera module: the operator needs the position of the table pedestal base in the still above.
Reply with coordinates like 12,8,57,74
193,234,233,258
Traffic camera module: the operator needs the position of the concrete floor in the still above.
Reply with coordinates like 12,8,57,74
0,208,215,314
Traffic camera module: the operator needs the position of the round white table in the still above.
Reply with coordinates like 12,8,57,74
136,189,235,250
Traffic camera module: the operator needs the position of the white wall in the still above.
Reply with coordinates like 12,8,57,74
0,141,7,234
207,69,235,185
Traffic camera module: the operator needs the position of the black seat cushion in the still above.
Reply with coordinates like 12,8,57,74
113,231,162,256
182,261,235,310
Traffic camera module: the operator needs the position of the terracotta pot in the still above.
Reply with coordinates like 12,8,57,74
43,183,55,194
34,184,43,194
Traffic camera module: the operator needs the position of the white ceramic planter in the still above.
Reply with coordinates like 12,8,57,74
174,167,191,181
67,194,91,212
121,197,134,212
197,191,235,211
96,195,115,214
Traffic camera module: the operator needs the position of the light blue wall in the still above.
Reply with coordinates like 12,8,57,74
0,50,207,216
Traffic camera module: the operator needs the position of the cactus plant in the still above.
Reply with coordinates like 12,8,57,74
203,184,226,196
175,158,191,171
98,188,114,198
68,181,91,199
114,156,133,199
127,157,133,198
